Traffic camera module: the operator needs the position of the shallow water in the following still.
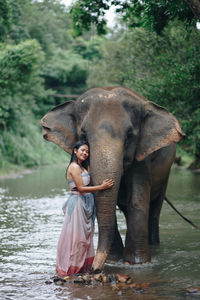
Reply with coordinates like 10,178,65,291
0,165,199,300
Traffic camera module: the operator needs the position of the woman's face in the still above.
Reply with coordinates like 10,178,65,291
75,144,89,163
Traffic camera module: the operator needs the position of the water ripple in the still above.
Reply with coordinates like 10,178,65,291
0,166,200,299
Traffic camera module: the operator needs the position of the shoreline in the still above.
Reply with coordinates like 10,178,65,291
0,163,67,180
0,167,36,180
0,163,200,181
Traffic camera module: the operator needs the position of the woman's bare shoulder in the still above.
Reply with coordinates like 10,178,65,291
66,163,81,180
68,162,81,173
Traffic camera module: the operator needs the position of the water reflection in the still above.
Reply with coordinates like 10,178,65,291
0,165,199,299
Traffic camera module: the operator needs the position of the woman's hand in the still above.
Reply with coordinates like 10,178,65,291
100,179,114,190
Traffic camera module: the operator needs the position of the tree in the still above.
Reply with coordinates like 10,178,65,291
0,0,11,41
0,39,45,130
70,0,198,35
7,0,73,55
0,0,77,168
183,0,200,19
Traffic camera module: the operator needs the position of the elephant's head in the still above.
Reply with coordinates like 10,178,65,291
41,87,185,270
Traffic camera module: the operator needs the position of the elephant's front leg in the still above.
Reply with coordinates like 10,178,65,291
124,164,151,264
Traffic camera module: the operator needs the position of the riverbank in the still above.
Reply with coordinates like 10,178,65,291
0,144,199,179
0,144,70,180
1,159,199,181
0,163,38,180
0,160,68,180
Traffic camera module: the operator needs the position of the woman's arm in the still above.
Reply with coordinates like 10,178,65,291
68,163,114,193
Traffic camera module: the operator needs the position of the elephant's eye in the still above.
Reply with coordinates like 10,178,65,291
124,128,133,147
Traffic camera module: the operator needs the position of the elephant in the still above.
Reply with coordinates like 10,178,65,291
41,86,185,271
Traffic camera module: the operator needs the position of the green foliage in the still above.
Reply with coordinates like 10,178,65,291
8,0,73,54
0,0,11,41
0,39,45,130
0,0,199,171
73,36,103,60
0,38,58,168
0,39,44,89
70,0,109,36
70,0,196,35
0,115,67,168
118,0,194,34
25,0,73,56
42,49,89,93
0,0,90,171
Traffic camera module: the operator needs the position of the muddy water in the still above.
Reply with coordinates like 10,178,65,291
0,165,199,299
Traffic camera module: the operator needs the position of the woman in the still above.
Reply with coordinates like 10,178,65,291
56,140,114,276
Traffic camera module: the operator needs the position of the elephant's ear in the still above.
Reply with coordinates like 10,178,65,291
136,102,185,161
40,101,76,154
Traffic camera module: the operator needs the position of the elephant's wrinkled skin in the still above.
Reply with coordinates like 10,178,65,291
41,87,185,271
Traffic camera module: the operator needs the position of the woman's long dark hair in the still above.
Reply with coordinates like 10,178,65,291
69,140,90,170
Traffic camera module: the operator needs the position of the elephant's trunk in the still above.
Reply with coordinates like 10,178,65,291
89,142,123,271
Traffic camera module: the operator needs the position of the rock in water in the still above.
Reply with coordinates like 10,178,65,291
186,286,200,296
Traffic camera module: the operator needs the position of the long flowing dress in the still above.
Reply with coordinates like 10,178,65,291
56,171,95,276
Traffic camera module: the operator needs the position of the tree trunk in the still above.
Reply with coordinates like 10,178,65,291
183,0,200,19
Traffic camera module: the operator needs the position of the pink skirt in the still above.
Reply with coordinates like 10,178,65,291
56,192,95,276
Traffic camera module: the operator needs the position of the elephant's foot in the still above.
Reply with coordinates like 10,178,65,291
123,248,151,264
106,249,123,263
124,257,151,264
92,250,108,271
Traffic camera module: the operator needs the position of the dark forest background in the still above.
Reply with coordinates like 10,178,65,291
0,0,200,173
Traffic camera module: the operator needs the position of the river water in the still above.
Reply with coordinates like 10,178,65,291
0,165,199,299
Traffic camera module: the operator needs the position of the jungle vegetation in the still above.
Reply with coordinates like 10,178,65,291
0,0,200,172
